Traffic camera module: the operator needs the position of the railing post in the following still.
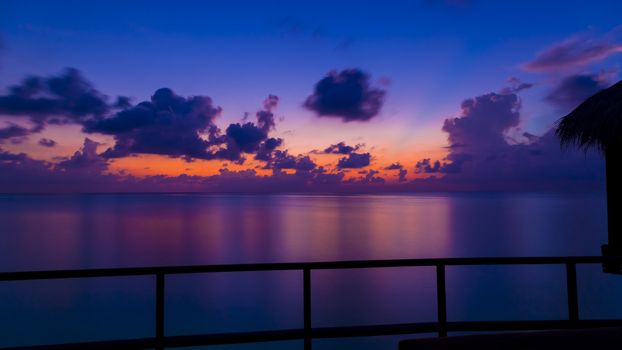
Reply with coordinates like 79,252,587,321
436,264,447,337
156,272,165,350
566,262,579,324
304,268,312,350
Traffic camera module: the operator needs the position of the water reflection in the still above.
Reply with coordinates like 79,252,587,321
0,193,615,349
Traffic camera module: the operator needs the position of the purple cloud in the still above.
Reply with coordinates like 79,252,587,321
359,169,385,184
304,69,386,121
256,95,279,132
0,149,28,161
269,150,317,173
415,158,441,173
546,73,610,110
254,137,284,161
211,95,284,163
38,138,56,147
500,77,534,94
0,123,31,142
411,87,604,191
443,92,520,156
0,69,110,129
384,162,403,170
87,88,222,160
57,138,108,174
398,168,407,182
523,33,622,72
323,141,361,154
337,152,371,169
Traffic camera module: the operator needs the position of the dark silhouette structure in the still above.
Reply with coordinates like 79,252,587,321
1,256,622,350
399,327,622,350
556,80,622,274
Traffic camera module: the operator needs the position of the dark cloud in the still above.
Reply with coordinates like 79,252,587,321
86,88,223,160
223,123,268,154
0,123,31,142
360,169,385,184
384,162,403,170
410,87,604,191
0,149,28,161
545,73,610,110
415,154,473,174
304,69,386,121
0,142,120,193
38,138,56,147
435,91,522,173
269,150,317,172
256,95,279,132
0,70,276,165
442,92,520,169
210,95,283,163
337,152,371,169
501,77,533,94
255,137,283,161
415,158,441,173
398,168,407,182
523,33,622,72
0,68,109,125
0,67,605,193
57,138,108,174
114,96,132,109
323,141,361,154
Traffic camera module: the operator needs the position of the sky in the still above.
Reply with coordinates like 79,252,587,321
0,0,619,193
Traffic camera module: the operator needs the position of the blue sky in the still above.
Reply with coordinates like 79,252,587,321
0,0,618,192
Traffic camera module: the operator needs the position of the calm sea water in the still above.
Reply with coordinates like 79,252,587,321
1,193,621,349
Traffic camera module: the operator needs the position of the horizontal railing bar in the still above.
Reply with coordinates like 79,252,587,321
2,256,621,281
5,319,622,350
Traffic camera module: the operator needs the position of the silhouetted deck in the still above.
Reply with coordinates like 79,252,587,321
1,256,622,350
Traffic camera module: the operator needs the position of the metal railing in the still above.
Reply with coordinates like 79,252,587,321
1,256,622,350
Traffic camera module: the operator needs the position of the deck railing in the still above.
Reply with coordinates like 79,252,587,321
1,256,622,349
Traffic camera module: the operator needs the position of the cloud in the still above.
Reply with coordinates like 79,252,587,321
38,138,56,147
383,162,408,182
398,168,407,182
360,169,385,184
0,68,605,193
0,149,28,161
0,141,121,193
304,69,386,121
269,150,317,172
522,32,622,72
384,162,403,170
210,95,283,163
437,91,523,174
0,123,31,142
443,92,520,156
545,73,611,110
254,137,283,161
415,158,441,173
412,87,604,191
57,138,108,174
86,88,223,160
256,95,279,132
323,141,361,154
337,152,371,168
114,96,132,109
2,69,286,164
0,68,109,126
500,77,534,94
221,123,268,154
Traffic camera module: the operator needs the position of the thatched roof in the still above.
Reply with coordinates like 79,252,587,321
556,80,622,153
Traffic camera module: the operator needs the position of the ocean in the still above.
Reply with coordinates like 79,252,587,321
1,193,621,349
